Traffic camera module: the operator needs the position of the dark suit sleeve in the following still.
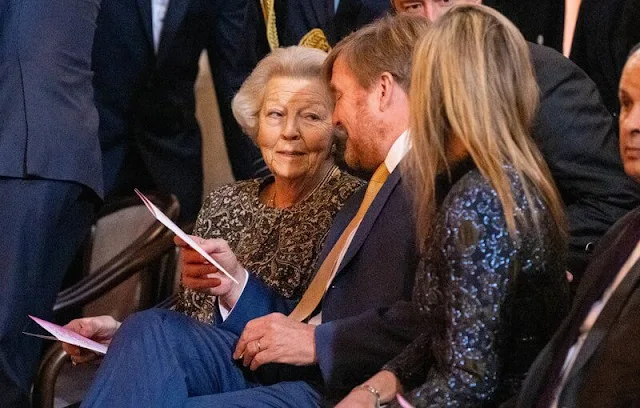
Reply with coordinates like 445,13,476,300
529,44,640,273
218,274,297,336
314,301,425,393
207,0,265,180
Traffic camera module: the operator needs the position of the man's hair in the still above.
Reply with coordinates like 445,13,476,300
232,46,328,141
323,13,431,93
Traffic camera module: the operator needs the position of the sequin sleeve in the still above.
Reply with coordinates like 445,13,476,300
386,172,526,406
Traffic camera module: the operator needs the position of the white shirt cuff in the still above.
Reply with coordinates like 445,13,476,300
218,269,249,321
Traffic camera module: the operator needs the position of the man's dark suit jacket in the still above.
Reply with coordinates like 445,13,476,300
485,0,563,52
0,1,102,402
94,0,261,220
219,166,423,402
0,0,103,197
529,43,640,279
514,206,640,407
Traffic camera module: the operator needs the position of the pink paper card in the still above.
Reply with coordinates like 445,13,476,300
396,393,415,408
28,315,108,355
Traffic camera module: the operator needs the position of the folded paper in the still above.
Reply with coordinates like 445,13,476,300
27,315,108,355
135,189,238,284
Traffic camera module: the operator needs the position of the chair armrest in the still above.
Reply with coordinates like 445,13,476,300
31,343,69,408
53,229,175,313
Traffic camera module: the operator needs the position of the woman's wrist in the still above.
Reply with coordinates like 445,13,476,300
352,384,381,407
358,370,403,404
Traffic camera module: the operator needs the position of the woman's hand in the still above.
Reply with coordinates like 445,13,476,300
61,315,121,365
175,235,247,309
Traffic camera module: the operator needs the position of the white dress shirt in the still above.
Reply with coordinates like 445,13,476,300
151,0,170,53
550,238,640,407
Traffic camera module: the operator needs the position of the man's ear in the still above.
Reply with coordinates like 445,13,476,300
378,72,395,111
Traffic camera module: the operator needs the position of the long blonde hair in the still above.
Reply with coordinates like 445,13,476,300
406,4,566,249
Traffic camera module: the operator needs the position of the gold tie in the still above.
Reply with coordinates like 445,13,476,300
289,163,390,322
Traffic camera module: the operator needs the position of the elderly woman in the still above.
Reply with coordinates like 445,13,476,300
61,46,362,365
337,5,569,407
176,46,363,322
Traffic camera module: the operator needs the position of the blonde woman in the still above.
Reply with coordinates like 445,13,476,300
338,5,569,407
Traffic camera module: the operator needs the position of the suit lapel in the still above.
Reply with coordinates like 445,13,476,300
564,256,640,384
334,166,402,274
314,186,365,268
518,209,640,407
136,0,154,50
156,0,191,64
517,233,628,407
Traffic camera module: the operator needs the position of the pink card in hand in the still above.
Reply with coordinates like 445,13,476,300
28,315,108,355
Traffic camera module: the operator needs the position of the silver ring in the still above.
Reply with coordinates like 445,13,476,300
256,340,262,352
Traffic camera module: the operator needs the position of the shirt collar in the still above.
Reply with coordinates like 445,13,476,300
384,130,411,173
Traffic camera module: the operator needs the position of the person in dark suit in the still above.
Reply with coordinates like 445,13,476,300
512,43,640,408
244,0,392,69
570,0,640,116
486,0,564,52
95,0,261,222
0,0,103,405
337,6,569,406
67,15,429,407
392,0,640,284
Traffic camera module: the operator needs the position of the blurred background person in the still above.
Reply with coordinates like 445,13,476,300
338,5,569,406
483,0,563,51
392,0,640,286
0,0,103,405
241,0,392,83
94,0,261,223
570,0,640,117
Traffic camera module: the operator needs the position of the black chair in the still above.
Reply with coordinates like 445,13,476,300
31,191,181,408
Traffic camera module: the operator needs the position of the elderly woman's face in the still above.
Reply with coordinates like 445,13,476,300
619,54,640,182
257,76,334,182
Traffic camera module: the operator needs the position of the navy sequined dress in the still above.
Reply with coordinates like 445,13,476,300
384,161,569,407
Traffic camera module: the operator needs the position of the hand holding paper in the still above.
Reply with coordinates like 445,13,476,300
135,189,239,284
27,315,109,355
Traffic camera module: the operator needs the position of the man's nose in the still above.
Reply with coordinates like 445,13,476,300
425,3,438,21
624,105,640,134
